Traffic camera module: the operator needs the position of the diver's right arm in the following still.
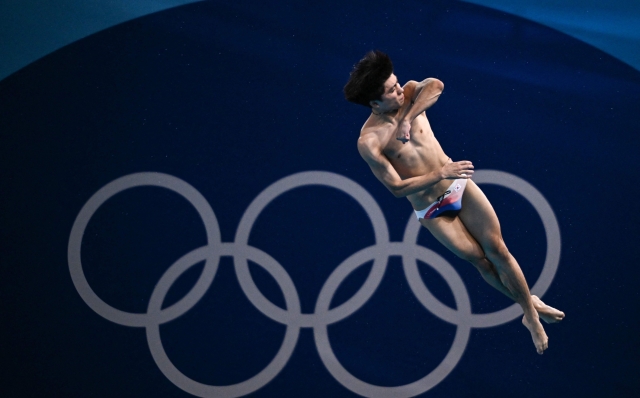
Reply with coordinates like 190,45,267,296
395,79,444,143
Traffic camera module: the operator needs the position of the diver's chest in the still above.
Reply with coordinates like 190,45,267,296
383,141,423,165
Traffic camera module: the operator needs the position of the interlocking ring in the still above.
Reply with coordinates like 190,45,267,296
68,170,560,398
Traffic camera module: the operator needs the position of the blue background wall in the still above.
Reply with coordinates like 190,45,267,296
1,1,639,397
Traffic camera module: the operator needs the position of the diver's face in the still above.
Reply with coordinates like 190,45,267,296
371,73,405,112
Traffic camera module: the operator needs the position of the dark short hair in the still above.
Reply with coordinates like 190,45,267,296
343,50,394,107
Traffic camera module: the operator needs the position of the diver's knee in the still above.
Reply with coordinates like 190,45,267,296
458,249,486,267
470,256,493,273
483,239,510,262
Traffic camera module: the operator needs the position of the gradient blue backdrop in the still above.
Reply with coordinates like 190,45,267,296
1,1,639,397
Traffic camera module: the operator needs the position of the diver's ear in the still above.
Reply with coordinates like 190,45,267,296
369,100,379,110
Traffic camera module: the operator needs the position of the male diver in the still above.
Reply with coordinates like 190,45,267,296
344,50,564,354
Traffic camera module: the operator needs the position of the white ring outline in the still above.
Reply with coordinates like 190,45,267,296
67,169,560,397
67,172,222,327
233,172,389,328
313,242,471,398
146,243,301,398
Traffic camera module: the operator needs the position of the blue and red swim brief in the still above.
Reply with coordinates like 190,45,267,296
414,179,467,220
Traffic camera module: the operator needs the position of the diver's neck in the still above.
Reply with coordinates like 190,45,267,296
371,107,399,119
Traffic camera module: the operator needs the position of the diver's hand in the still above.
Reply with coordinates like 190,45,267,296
440,158,474,179
396,120,411,144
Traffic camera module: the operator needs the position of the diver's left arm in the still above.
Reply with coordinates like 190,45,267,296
396,78,444,143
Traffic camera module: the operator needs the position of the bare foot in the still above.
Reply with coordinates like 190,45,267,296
531,295,565,324
522,315,548,355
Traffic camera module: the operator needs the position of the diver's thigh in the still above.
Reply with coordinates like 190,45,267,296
459,179,503,245
421,215,484,261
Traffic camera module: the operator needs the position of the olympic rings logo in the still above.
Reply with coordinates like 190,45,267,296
68,170,560,398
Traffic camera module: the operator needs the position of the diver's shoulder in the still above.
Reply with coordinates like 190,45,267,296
357,125,385,153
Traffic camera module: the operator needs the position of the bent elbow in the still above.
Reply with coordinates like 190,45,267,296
390,186,406,198
387,184,400,198
429,78,444,93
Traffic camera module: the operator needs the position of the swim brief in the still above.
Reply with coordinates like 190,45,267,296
414,179,468,220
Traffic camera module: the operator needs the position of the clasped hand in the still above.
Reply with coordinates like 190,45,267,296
395,120,411,144
441,158,474,179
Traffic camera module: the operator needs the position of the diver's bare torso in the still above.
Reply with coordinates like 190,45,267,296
360,110,450,210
